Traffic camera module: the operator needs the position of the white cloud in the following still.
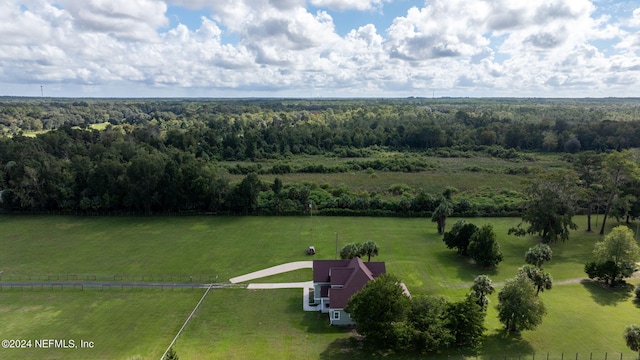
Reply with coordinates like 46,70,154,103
614,7,640,51
628,8,640,27
310,0,387,11
0,1,64,45
57,0,168,41
387,2,492,61
1,0,640,97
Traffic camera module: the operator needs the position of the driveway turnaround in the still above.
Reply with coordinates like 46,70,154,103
229,261,312,283
230,261,318,312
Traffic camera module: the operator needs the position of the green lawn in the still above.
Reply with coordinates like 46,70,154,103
174,288,349,360
0,289,203,360
482,280,640,359
0,215,638,359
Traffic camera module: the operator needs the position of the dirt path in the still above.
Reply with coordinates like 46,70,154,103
450,267,640,289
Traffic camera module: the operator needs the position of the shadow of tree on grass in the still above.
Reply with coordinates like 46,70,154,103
318,336,371,360
432,249,499,284
581,280,633,306
319,336,440,360
480,329,535,358
286,295,348,335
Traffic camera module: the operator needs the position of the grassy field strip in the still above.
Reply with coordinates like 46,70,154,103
160,284,214,360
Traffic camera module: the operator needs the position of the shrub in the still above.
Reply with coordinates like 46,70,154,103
468,225,503,267
388,183,413,196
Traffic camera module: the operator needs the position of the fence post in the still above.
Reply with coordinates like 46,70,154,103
547,352,550,360
576,353,578,360
590,353,592,360
605,352,608,360
620,353,622,360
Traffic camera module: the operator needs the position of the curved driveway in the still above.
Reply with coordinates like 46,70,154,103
229,261,312,283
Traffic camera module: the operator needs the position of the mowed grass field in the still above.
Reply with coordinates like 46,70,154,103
0,215,638,359
0,290,203,360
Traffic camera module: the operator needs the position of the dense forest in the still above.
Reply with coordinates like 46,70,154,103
3,98,640,153
0,97,639,217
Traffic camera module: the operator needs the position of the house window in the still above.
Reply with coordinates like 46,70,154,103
333,311,340,320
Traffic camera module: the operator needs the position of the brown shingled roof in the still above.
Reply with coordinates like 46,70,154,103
313,258,386,309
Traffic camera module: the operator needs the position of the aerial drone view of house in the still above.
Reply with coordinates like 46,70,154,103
312,258,391,325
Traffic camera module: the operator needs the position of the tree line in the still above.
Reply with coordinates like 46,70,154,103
0,124,524,215
3,98,640,157
505,150,640,244
1,99,640,216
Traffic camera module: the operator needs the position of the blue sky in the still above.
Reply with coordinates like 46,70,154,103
1,0,640,97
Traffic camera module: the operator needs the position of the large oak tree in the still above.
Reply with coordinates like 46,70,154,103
509,171,579,243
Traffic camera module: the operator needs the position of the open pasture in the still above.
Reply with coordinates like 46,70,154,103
0,290,202,360
228,151,568,196
0,215,637,359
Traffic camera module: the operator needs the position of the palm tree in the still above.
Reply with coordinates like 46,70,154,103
340,243,362,259
518,265,553,295
471,275,495,310
431,198,454,234
623,324,640,359
361,241,380,262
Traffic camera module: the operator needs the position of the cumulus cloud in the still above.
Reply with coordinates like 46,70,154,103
524,30,567,49
310,0,388,11
615,7,640,51
58,0,168,41
0,1,65,46
385,0,602,64
1,0,639,97
628,8,640,27
387,2,491,61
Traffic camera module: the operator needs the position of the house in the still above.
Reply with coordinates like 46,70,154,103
312,258,386,325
